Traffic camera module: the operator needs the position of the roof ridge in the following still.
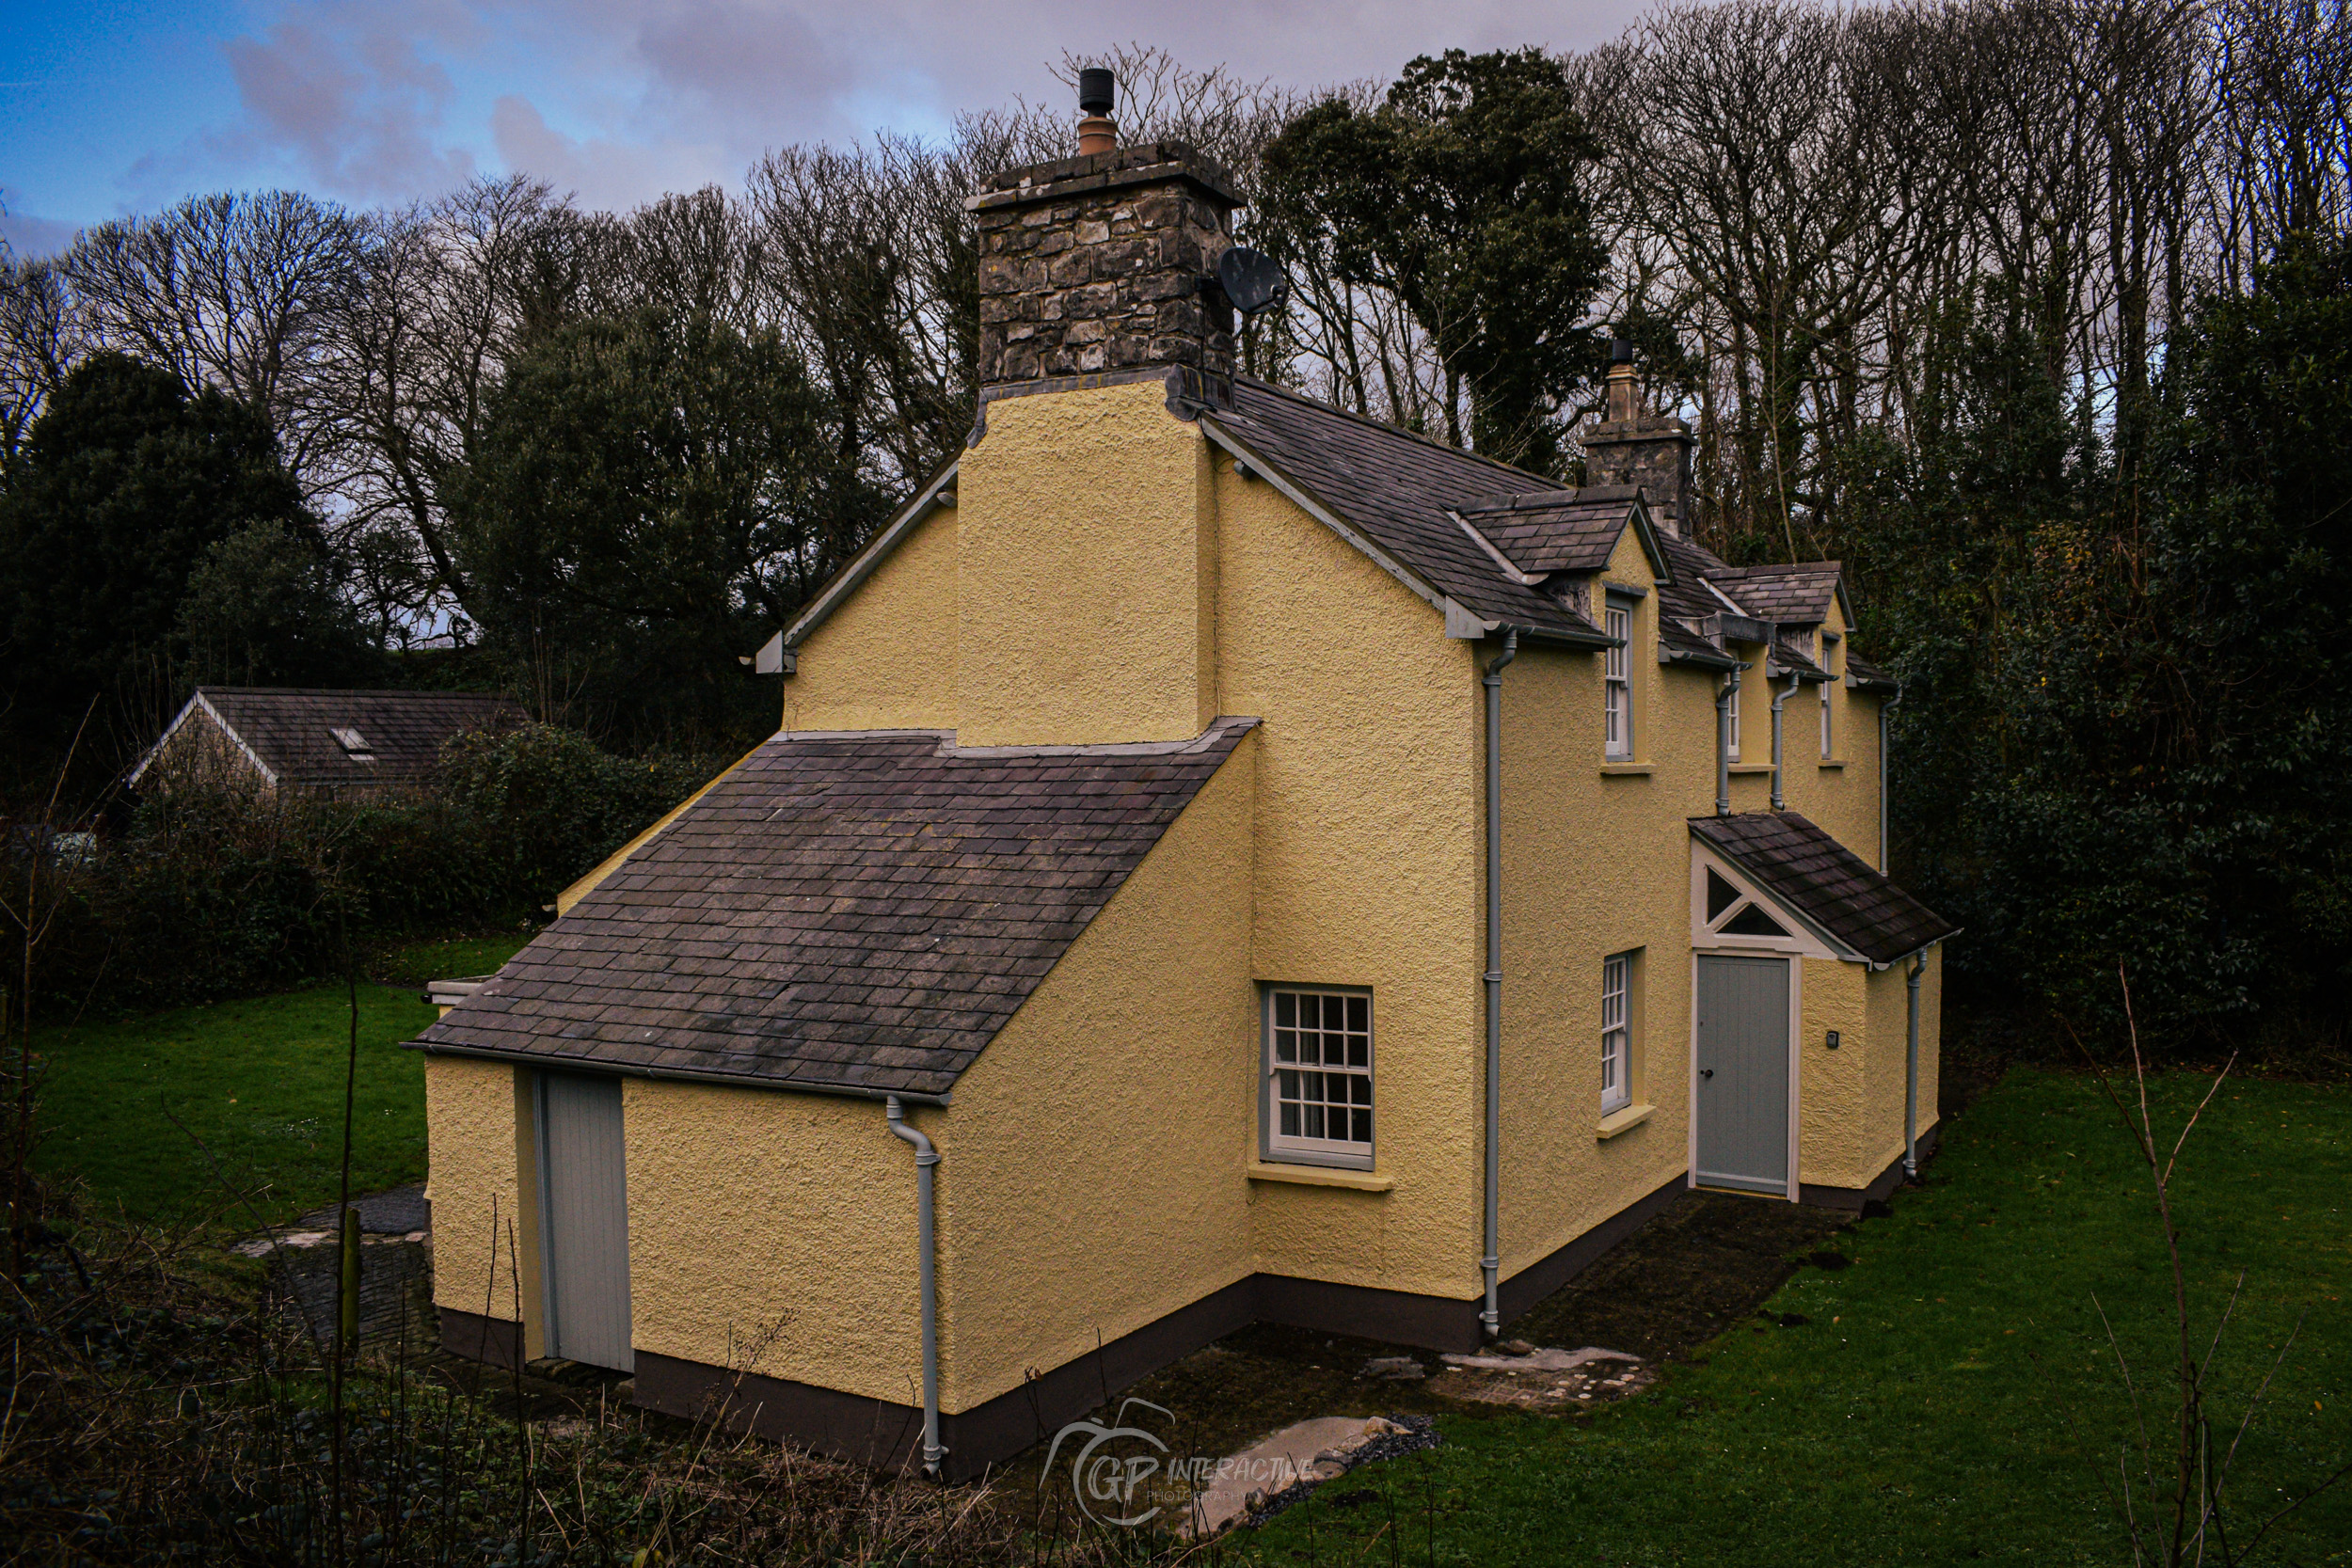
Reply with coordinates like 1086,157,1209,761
1231,375,1559,492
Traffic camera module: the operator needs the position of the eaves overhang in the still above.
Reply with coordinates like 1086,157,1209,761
405,1038,954,1107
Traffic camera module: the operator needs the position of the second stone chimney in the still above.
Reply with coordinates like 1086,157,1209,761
967,74,1239,393
1582,337,1695,536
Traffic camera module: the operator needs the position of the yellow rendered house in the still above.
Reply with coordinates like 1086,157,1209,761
415,135,1955,1480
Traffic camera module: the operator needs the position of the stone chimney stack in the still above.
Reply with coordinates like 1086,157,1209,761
1582,336,1695,537
966,72,1239,395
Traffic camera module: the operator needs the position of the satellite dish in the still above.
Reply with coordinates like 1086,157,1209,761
1216,246,1290,316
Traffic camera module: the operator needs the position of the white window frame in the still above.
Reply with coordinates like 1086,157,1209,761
1601,953,1632,1113
1820,633,1839,757
1262,985,1375,1170
1726,679,1742,762
1603,599,1633,760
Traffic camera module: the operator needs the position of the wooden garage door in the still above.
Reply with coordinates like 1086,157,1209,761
1694,955,1791,1196
536,1073,634,1370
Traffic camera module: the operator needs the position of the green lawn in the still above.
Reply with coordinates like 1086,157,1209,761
1248,1068,2351,1565
31,936,527,1227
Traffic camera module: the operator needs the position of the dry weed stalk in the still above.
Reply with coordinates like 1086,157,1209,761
2072,964,2350,1565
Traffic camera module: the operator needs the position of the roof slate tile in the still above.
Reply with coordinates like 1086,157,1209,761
421,717,1258,1097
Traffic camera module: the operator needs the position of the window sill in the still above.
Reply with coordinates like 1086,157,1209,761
1597,1103,1655,1140
1598,762,1653,776
1818,759,1847,769
1728,763,1775,775
1248,1161,1393,1192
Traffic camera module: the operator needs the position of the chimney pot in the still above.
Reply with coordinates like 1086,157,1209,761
1077,69,1117,153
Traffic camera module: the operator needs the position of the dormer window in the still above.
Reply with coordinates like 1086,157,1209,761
331,726,374,760
1603,594,1634,760
1819,634,1839,757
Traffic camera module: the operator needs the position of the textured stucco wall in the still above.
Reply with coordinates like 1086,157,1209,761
931,734,1258,1410
783,501,961,735
1209,451,1486,1303
1776,596,1883,858
621,1079,920,1401
424,1056,534,1344
1799,958,1874,1189
1496,525,1706,1274
954,382,1216,746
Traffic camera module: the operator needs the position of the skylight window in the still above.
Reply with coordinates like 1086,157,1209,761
331,727,373,757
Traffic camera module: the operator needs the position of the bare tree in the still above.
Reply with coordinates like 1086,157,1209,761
61,191,359,489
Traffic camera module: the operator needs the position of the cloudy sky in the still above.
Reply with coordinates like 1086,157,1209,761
1,0,1656,255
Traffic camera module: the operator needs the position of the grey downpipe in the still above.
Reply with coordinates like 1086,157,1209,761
1903,952,1926,1180
1714,665,1742,816
1769,672,1801,812
885,1096,946,1476
1881,685,1902,871
1480,627,1518,1340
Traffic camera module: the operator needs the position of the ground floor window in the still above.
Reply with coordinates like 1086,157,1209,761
1601,953,1632,1113
1264,986,1373,1168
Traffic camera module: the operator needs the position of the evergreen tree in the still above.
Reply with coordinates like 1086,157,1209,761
0,353,324,787
447,307,862,750
1261,49,1609,473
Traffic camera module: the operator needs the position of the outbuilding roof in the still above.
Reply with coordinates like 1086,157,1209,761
132,687,525,789
1690,810,1956,963
419,717,1259,1100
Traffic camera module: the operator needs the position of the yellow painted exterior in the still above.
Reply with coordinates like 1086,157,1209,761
421,368,1944,1425
622,1078,920,1395
423,1055,539,1352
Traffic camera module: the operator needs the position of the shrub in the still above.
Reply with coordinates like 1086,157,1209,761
24,724,721,1015
434,722,717,911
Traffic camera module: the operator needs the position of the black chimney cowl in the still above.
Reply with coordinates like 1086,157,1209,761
1077,68,1115,116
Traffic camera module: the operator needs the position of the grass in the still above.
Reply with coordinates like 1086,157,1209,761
1245,1067,2351,1565
28,934,529,1228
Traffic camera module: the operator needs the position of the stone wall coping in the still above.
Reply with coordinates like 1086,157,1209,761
1581,415,1694,442
967,139,1243,214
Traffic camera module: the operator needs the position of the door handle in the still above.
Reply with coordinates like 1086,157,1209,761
1700,1069,1714,1080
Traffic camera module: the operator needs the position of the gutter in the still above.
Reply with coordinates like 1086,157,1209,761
1768,672,1802,812
1904,950,1928,1179
885,1096,946,1477
404,1042,952,1107
1480,628,1518,1340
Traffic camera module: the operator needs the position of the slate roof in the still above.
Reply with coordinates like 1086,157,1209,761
1844,652,1899,693
1708,563,1844,625
419,717,1259,1098
1690,811,1955,963
1209,380,1607,644
1454,485,1645,577
787,373,1891,687
143,688,524,788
